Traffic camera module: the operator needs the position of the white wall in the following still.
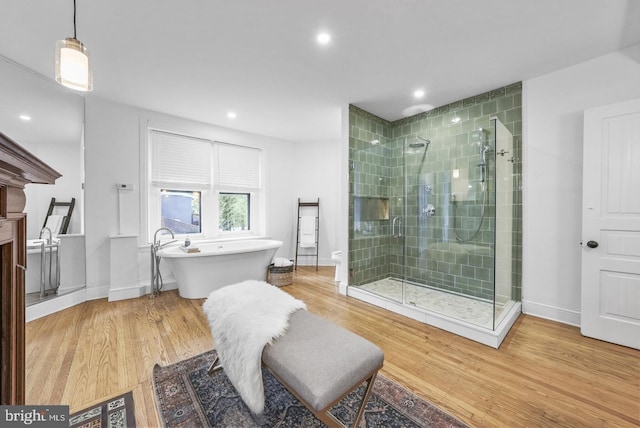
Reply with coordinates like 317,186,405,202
23,141,83,238
84,97,306,298
80,43,640,309
291,139,342,266
522,44,640,325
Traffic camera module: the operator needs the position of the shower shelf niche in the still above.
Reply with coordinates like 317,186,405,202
353,196,389,221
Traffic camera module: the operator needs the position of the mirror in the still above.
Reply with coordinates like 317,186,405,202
0,55,84,239
0,55,85,306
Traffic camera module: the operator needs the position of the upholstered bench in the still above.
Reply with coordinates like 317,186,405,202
204,280,384,427
208,309,384,427
262,309,384,427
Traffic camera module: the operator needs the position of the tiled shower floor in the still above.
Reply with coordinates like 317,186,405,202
356,277,511,329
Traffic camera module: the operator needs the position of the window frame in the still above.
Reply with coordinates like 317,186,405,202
217,191,256,235
143,125,263,243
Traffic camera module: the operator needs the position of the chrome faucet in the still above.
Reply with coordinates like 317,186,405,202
153,227,174,246
151,227,175,296
39,227,53,245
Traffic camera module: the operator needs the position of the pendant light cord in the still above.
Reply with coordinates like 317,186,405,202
73,0,77,39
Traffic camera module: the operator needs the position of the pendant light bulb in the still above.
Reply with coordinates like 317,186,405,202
55,0,92,91
55,38,92,91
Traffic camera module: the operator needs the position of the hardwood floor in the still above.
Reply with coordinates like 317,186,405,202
26,267,639,427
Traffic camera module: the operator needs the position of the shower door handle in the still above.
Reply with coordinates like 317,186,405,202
392,216,402,237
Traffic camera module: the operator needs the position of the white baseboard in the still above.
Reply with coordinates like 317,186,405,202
26,288,86,322
338,281,348,295
146,279,178,293
26,278,182,321
108,279,178,302
522,299,581,327
85,285,110,301
108,284,145,301
294,258,333,267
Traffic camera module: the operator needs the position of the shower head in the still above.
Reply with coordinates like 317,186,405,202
408,136,431,149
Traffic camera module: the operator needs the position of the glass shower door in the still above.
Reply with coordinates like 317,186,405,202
400,136,439,311
401,128,499,329
492,117,517,327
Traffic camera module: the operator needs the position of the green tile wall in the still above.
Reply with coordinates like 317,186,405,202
348,108,393,285
349,82,522,302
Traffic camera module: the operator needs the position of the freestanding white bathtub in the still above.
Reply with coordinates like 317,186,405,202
158,239,283,299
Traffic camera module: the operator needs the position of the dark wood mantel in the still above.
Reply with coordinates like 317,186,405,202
0,131,60,405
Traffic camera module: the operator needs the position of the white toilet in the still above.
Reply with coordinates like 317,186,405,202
331,250,342,283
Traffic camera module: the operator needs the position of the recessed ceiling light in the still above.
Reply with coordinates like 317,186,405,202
316,32,331,45
413,89,425,99
451,117,461,123
370,139,379,145
19,114,31,121
227,112,237,119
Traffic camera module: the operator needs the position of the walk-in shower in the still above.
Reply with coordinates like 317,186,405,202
348,89,523,347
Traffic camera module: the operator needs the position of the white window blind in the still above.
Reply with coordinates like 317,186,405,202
215,143,261,189
151,131,212,188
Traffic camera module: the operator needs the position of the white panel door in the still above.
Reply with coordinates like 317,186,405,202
582,98,640,350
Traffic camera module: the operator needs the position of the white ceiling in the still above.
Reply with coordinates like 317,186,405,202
0,56,84,147
1,0,639,142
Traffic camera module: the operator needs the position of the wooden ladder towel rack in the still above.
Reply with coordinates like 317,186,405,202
295,198,319,271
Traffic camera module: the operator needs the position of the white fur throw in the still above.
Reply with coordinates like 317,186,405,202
202,280,306,414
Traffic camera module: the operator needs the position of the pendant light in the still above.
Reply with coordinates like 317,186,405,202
55,0,92,91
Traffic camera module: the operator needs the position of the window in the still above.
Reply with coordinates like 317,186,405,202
214,143,260,235
219,192,250,232
161,190,201,234
147,130,262,239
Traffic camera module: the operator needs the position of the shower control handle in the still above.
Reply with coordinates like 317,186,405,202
424,204,436,217
586,240,599,248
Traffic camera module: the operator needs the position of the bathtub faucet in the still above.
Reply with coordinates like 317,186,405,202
39,227,53,245
153,227,174,246
151,227,175,297
157,239,178,249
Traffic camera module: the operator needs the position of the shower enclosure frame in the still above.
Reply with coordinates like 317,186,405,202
348,106,522,348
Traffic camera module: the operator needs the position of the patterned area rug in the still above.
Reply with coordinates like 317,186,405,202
69,391,136,428
153,350,469,427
